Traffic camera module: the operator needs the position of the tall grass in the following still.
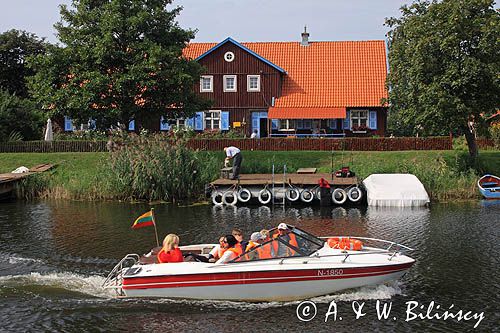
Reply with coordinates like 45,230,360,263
100,134,218,202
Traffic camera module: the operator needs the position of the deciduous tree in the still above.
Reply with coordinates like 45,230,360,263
0,29,47,98
386,0,500,158
28,0,209,129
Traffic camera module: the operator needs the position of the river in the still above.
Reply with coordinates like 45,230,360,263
0,200,498,332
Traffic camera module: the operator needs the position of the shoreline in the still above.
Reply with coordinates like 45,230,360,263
1,150,499,203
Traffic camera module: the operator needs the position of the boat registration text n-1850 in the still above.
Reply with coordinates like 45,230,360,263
317,269,344,276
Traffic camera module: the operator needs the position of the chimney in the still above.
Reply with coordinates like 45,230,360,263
301,26,310,46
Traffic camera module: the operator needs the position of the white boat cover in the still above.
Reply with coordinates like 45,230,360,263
363,174,430,207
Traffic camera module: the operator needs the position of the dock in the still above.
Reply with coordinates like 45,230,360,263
209,172,363,206
211,173,358,186
0,164,54,200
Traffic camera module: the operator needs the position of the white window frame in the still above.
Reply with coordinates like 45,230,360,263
247,75,260,92
176,118,186,128
223,75,237,92
279,119,295,131
200,75,213,92
350,110,369,128
204,110,221,130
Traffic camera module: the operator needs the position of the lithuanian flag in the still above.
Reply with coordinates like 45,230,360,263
131,210,155,229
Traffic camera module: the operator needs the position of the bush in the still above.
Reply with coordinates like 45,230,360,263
490,123,500,149
102,134,218,202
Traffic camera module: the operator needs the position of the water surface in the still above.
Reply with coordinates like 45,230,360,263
0,200,498,332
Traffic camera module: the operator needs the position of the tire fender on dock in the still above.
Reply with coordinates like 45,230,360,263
285,188,300,202
211,191,223,205
300,189,315,203
347,186,363,202
237,188,252,203
332,188,347,205
222,191,238,205
258,189,272,205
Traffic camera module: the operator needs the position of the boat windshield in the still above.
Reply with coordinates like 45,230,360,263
232,227,325,263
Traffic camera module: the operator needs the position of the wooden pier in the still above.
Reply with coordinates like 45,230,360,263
0,164,54,200
211,173,359,187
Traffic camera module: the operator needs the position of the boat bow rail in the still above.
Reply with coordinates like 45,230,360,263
102,254,140,295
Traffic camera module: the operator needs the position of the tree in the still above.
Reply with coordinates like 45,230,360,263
386,0,500,158
28,0,209,129
0,29,47,98
0,90,44,141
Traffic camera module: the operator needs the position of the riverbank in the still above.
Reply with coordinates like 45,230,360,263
0,150,499,202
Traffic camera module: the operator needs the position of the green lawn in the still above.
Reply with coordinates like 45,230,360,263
1,150,498,201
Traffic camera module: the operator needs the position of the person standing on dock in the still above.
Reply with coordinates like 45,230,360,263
223,146,242,180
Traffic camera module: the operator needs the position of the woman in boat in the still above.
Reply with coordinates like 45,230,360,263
216,235,242,264
232,228,248,254
157,234,184,263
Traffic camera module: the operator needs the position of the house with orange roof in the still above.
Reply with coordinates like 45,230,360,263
181,30,388,137
62,30,389,136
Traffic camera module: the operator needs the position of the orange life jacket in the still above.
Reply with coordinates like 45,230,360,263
257,244,273,259
272,233,298,256
245,241,259,252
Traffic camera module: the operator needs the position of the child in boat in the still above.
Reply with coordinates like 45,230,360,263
157,234,184,263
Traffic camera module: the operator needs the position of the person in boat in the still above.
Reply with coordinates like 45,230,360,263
207,236,227,262
232,228,248,253
272,223,299,257
223,146,242,180
260,229,271,242
216,235,243,264
157,234,184,263
245,232,265,260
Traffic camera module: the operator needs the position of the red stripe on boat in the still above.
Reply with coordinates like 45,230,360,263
122,263,413,290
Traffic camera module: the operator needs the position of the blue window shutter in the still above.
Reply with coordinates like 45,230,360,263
330,119,337,129
221,111,229,130
271,119,279,130
186,117,194,128
369,111,378,129
194,112,204,130
128,120,135,131
64,116,73,131
343,111,351,130
89,119,96,130
252,113,259,129
160,116,170,131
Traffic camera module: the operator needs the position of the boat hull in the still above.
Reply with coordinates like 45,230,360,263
121,262,413,301
478,174,500,199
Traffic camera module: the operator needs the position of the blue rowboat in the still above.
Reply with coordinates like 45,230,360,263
477,174,500,200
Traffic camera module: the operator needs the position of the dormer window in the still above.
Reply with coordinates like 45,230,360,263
223,75,237,92
247,75,260,92
200,76,213,92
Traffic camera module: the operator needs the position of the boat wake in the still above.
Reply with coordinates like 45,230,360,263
0,272,402,308
0,272,116,299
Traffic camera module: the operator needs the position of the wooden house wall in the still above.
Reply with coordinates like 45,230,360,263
196,42,282,109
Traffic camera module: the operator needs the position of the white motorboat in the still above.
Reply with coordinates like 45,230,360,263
103,225,415,301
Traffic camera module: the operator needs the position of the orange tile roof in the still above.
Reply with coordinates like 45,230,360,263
183,40,388,109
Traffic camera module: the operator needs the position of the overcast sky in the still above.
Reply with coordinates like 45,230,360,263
0,0,414,43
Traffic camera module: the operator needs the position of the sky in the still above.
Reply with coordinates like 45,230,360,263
0,0,414,43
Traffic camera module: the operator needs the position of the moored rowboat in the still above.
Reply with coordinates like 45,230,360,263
477,174,500,200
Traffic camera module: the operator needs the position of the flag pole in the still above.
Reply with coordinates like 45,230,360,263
151,208,160,247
